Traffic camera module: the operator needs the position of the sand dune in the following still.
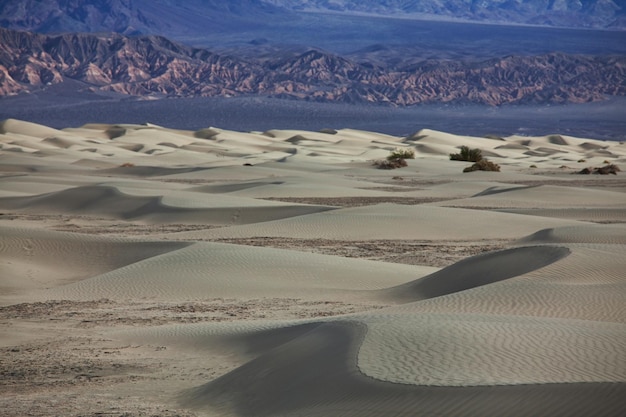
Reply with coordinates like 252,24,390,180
519,223,626,244
39,241,437,302
380,245,571,302
1,119,625,417
0,225,190,302
433,184,626,209
117,227,625,415
171,203,590,241
0,183,338,225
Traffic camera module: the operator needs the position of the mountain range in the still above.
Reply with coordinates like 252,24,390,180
1,0,625,36
266,0,626,28
2,27,624,106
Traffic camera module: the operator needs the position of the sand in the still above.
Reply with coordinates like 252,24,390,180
1,119,625,416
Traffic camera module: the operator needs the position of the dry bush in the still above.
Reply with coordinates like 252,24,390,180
373,148,415,169
450,146,483,162
463,159,501,173
119,162,135,167
577,164,621,175
373,158,408,169
596,164,621,175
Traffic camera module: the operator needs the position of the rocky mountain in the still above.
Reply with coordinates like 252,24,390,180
0,27,260,97
1,28,625,105
0,0,624,35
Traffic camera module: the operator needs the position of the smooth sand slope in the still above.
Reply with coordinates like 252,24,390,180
38,241,438,302
1,119,625,417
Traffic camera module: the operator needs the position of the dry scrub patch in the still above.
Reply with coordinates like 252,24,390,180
0,212,221,236
0,299,382,326
510,178,626,189
264,196,450,207
211,238,511,267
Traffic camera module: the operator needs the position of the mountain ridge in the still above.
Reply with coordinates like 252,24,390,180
2,27,624,106
1,0,624,36
267,0,626,29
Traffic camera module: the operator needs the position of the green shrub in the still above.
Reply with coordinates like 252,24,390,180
373,148,414,170
450,146,483,162
387,148,415,161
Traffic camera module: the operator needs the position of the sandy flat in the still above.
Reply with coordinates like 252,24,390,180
1,119,625,417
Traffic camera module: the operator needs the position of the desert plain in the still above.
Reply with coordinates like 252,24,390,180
1,118,625,416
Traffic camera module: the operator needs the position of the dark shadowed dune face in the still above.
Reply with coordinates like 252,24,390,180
382,245,571,302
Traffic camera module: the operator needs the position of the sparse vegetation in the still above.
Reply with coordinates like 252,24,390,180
577,164,621,175
530,164,537,168
119,162,135,167
373,147,415,170
463,159,501,173
449,146,500,173
373,158,408,169
578,159,586,163
450,146,483,162
388,148,415,161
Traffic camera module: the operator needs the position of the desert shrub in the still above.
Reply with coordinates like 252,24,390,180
530,164,537,168
578,164,621,175
463,159,501,173
387,148,415,161
373,148,414,169
373,158,408,169
578,159,586,163
450,146,483,162
596,164,621,175
119,162,135,167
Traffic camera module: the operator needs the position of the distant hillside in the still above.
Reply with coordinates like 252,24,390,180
0,0,287,35
268,0,626,29
0,0,624,36
2,28,625,105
